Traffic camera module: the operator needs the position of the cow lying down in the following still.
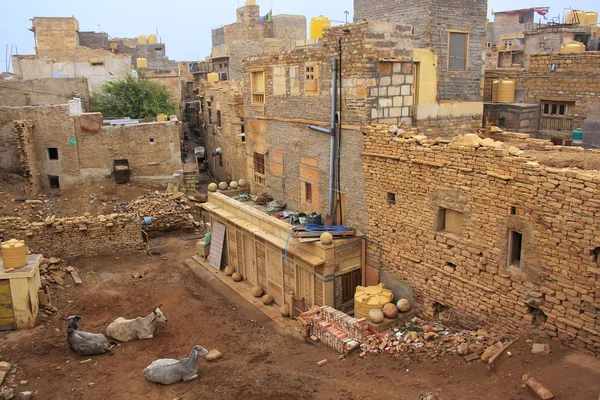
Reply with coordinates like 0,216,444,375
64,316,114,356
143,345,209,385
106,305,167,342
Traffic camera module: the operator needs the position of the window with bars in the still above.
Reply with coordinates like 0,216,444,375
253,152,265,185
542,101,572,116
251,71,265,104
304,63,319,95
449,32,468,71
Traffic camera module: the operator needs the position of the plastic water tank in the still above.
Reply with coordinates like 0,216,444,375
492,79,515,103
138,35,148,45
496,79,515,103
354,284,394,319
147,34,157,44
1,239,27,269
561,42,585,53
310,16,331,39
585,12,598,27
136,58,148,69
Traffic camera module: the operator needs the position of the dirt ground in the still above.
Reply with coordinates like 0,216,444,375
1,236,599,400
0,174,159,221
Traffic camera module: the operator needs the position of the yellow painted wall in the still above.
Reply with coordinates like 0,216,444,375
413,49,438,107
413,48,483,120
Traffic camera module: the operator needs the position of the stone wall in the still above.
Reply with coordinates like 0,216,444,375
0,77,90,109
13,121,40,195
242,21,413,229
362,123,600,355
32,17,80,54
78,32,109,50
416,115,482,138
77,119,183,184
0,214,144,258
143,67,182,105
484,103,540,133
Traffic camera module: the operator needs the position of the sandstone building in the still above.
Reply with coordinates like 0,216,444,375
0,103,182,192
354,0,487,135
12,17,181,104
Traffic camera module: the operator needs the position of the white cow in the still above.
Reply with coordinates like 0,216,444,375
106,306,167,342
143,345,209,385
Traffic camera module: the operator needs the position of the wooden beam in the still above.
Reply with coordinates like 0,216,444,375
488,338,518,372
524,377,554,400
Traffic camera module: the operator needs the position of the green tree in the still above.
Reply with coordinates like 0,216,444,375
91,72,176,119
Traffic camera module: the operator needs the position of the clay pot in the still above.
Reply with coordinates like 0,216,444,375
252,285,264,297
397,298,411,312
224,266,235,276
238,179,249,188
232,272,243,282
262,294,274,305
382,303,399,319
218,182,228,190
279,305,290,317
320,232,333,245
369,309,384,324
208,183,218,192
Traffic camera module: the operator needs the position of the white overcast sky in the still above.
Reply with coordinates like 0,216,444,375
1,0,598,68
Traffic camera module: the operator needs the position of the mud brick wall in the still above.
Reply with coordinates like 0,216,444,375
485,53,600,131
32,17,80,54
13,121,40,196
0,214,144,258
0,77,90,109
243,21,413,230
362,123,600,355
355,0,487,102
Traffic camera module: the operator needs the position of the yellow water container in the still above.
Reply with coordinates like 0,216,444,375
491,80,499,103
310,16,331,39
496,79,515,103
156,114,168,122
585,12,598,26
561,42,585,53
1,239,27,269
354,284,393,319
136,58,148,69
147,34,157,44
138,35,148,44
246,0,257,5
207,72,219,83
567,10,586,25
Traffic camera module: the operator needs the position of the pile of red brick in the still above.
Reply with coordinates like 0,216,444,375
298,306,371,354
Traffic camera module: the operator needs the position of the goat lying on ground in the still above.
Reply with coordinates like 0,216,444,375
64,316,114,356
143,345,209,385
106,305,167,342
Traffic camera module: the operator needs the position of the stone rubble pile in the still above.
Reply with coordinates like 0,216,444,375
37,256,78,317
359,317,506,361
119,193,194,232
300,305,512,362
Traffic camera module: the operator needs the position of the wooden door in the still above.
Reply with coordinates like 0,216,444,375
297,265,313,308
243,234,257,285
342,269,362,303
236,230,245,277
0,280,15,331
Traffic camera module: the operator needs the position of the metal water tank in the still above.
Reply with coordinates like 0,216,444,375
310,16,331,39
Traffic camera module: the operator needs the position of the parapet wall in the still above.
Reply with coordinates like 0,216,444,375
0,214,144,258
362,123,600,355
